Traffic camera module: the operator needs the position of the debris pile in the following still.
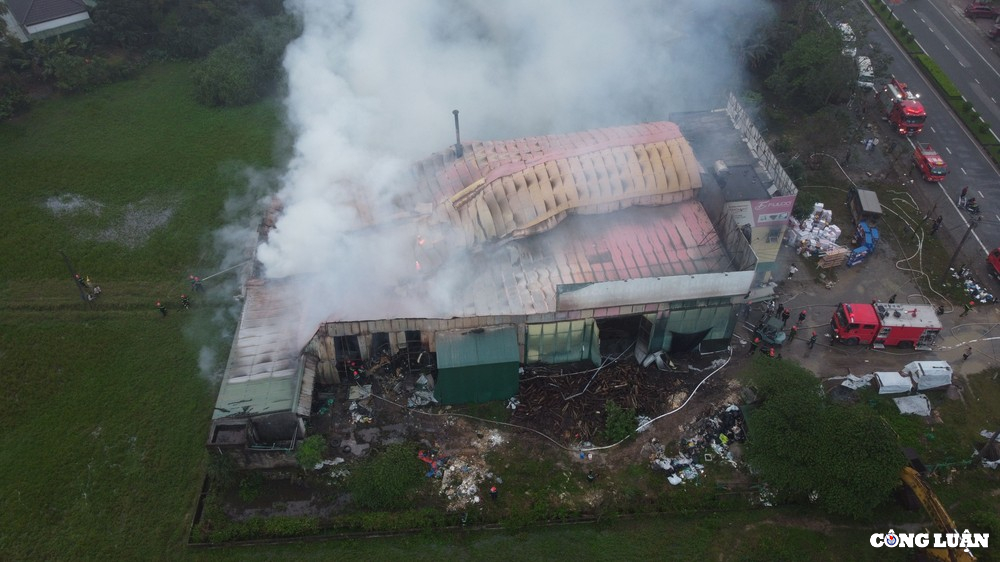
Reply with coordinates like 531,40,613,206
648,404,746,485
407,374,437,407
424,430,507,512
946,266,995,304
348,385,374,424
786,203,845,256
512,359,720,441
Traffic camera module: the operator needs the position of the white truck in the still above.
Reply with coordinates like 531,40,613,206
838,23,857,57
856,55,874,89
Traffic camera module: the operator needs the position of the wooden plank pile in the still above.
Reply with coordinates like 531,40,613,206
510,360,713,443
818,247,849,269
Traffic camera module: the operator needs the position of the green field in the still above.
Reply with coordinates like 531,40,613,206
2,62,997,561
0,62,280,559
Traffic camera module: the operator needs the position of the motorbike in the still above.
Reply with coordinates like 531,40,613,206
965,200,982,215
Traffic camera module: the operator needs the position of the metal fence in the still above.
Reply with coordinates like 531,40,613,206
726,93,798,198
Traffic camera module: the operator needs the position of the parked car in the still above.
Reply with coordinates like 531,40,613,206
965,2,999,19
989,23,1000,41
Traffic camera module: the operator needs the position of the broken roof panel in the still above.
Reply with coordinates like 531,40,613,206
411,122,703,247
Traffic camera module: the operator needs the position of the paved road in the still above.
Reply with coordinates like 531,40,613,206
895,0,1000,132
852,0,1000,259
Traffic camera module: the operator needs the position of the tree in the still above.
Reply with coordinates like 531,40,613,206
764,28,854,112
190,14,300,107
0,2,29,121
89,0,167,48
744,357,906,519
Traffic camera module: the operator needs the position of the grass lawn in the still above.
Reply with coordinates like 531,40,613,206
0,62,280,559
186,509,909,562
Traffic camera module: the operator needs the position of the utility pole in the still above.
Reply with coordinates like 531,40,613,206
941,216,982,283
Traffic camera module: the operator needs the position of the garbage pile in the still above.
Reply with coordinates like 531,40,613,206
648,404,746,485
786,203,845,256
348,385,374,424
947,265,995,304
407,374,438,407
426,429,507,511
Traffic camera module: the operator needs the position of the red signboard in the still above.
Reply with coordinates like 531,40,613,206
752,195,796,226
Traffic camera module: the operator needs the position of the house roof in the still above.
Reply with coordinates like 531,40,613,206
6,0,87,26
410,121,702,248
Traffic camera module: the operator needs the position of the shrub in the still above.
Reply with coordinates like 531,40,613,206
0,84,29,121
602,399,636,444
238,471,264,503
49,54,124,93
296,434,326,471
206,452,237,491
345,443,425,511
190,14,300,107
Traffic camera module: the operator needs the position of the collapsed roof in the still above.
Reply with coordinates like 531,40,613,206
410,121,702,248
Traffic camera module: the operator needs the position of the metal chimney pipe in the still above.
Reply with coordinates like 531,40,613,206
452,109,463,157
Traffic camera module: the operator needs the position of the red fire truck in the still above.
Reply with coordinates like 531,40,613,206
831,302,941,349
988,248,1000,282
913,142,949,182
874,76,926,135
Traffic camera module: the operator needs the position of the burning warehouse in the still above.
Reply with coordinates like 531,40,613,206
207,95,796,459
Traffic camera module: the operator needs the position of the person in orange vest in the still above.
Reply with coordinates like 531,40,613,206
156,301,167,317
798,310,807,324
788,325,798,342
490,486,498,501
748,337,760,356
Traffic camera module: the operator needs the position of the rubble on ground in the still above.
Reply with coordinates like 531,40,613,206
418,429,508,512
647,404,746,485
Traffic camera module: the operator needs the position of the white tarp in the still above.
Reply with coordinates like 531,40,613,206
841,374,874,390
894,394,932,416
875,371,912,395
902,361,952,391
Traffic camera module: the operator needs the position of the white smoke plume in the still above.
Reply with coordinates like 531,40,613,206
256,0,775,327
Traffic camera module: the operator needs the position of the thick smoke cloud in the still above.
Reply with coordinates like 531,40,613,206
256,0,774,327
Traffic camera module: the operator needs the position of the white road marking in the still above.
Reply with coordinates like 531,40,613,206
993,97,997,104
945,146,952,154
980,190,986,198
977,78,982,84
995,214,999,222
961,167,968,174
930,127,937,133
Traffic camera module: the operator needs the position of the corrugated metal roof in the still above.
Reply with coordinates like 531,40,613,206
410,122,702,248
439,201,736,317
853,188,882,214
436,326,520,369
213,280,305,419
